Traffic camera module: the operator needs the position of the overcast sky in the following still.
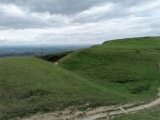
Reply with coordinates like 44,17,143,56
0,0,160,45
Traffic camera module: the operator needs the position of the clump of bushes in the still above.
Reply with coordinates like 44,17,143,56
38,51,73,62
131,84,150,94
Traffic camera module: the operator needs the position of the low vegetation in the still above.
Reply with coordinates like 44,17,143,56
0,36,160,120
37,51,73,62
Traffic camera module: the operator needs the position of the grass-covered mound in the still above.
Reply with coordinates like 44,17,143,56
60,37,160,100
0,57,127,120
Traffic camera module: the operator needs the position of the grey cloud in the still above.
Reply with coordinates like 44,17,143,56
0,39,7,43
0,0,107,15
0,4,70,30
0,0,153,15
72,0,158,23
0,0,158,30
0,16,44,30
0,0,159,45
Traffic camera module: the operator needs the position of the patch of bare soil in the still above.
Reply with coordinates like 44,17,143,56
53,62,58,65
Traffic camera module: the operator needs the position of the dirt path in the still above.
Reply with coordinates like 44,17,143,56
82,97,160,120
21,88,160,120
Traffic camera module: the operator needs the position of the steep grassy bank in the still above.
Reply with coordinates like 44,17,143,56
0,57,127,120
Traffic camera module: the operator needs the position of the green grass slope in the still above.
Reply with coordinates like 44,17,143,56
0,57,126,120
102,36,160,50
60,37,160,102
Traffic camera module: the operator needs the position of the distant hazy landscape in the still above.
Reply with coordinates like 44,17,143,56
0,45,91,58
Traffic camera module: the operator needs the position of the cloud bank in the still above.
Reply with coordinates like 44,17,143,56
0,0,160,45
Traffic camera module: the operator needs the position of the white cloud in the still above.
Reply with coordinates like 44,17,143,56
129,0,160,13
73,2,115,22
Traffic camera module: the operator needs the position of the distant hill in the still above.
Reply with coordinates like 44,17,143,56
0,36,160,120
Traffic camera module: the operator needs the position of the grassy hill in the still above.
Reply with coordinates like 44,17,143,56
0,36,160,120
0,57,127,120
59,37,160,103
101,36,160,50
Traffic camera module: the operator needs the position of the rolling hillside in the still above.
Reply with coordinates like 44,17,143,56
0,36,160,120
59,36,160,105
0,57,127,120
